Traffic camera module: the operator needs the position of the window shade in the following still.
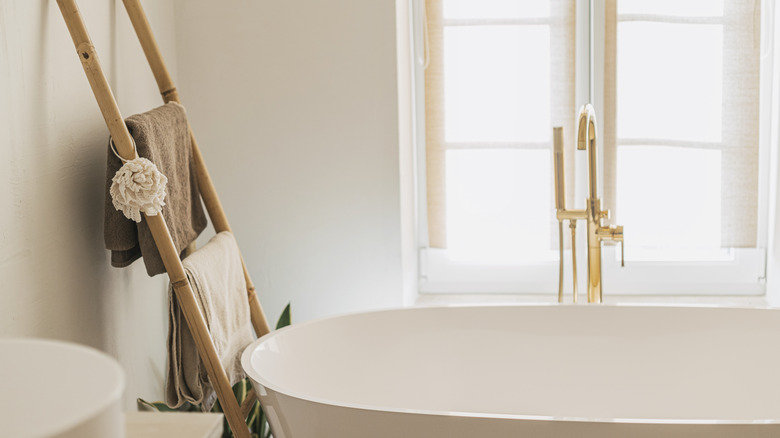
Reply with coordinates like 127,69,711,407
424,0,576,249
602,0,761,248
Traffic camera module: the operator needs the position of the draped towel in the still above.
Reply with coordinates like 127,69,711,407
104,102,207,276
165,231,254,410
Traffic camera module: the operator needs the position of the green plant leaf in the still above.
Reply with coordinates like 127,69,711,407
221,415,231,438
233,379,247,404
136,398,163,412
253,402,262,431
140,305,291,438
137,398,199,413
276,303,291,329
259,416,268,437
246,408,257,429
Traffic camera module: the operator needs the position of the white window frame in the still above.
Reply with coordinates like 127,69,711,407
411,0,777,297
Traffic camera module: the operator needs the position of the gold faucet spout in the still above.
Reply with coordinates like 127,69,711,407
578,104,600,206
577,104,597,152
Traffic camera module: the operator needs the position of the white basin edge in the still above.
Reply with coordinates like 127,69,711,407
0,338,126,438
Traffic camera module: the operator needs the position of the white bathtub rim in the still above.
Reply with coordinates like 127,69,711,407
241,304,780,427
0,338,126,438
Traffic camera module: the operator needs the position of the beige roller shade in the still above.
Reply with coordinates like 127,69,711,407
602,0,761,248
424,0,576,249
425,0,446,248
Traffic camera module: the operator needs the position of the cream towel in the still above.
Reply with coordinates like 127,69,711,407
165,231,254,410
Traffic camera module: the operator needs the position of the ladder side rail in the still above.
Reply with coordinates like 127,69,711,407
121,0,271,338
55,2,252,436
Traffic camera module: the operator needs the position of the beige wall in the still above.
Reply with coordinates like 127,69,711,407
173,0,406,323
1,0,407,410
0,0,179,408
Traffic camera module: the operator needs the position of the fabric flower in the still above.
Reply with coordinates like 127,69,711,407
110,157,168,223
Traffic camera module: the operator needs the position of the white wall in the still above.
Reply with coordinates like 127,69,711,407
174,0,405,324
764,0,780,306
1,0,406,410
0,0,180,408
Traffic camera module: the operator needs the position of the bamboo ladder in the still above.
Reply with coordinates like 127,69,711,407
56,1,270,437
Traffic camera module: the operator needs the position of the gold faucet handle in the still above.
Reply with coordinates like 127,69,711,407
598,225,625,267
597,224,623,240
612,225,624,267
599,209,610,220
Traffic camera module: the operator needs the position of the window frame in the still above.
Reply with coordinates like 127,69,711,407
412,0,775,298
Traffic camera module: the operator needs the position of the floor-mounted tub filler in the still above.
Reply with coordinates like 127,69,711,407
242,305,780,437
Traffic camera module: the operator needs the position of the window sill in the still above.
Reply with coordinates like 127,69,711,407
414,293,770,308
420,247,766,295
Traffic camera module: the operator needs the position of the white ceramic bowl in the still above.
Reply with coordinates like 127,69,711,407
0,338,125,438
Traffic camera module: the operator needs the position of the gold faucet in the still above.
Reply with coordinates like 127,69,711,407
553,104,624,303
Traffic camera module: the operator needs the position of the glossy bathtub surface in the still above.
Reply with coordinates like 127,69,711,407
0,338,125,438
242,305,780,437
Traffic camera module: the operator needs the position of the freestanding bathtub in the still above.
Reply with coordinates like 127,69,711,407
241,305,780,437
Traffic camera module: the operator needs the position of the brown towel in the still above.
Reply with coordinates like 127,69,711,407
104,102,207,276
166,231,255,411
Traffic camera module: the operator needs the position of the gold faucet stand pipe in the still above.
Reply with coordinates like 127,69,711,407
557,221,564,303
578,105,607,303
570,221,579,303
586,206,603,304
553,127,567,303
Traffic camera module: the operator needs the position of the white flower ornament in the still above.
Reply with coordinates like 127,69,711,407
109,137,168,223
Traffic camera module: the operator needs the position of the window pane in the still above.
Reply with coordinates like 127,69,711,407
443,0,550,20
444,25,550,143
446,149,550,262
618,0,723,17
617,146,721,250
617,22,722,142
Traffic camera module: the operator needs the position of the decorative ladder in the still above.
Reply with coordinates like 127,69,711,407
56,1,270,437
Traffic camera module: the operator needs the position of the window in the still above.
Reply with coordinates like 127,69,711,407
424,1,574,264
415,0,775,296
